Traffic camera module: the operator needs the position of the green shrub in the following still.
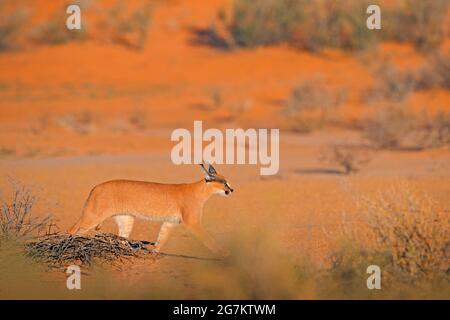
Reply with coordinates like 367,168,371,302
227,0,305,47
292,0,377,51
214,0,448,51
217,0,377,50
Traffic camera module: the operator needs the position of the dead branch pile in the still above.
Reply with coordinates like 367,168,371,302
25,233,155,268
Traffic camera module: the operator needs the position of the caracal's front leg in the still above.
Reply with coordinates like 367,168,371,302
186,223,229,258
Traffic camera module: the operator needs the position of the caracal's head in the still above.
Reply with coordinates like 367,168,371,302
200,162,234,197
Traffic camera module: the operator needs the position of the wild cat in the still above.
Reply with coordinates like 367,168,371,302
68,162,233,256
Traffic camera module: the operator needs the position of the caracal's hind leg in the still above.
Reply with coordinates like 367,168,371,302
68,189,104,235
114,215,135,238
154,222,176,253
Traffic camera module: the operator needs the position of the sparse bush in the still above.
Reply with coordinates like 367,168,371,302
383,0,449,51
365,59,416,103
364,105,450,149
209,0,448,52
128,109,149,131
225,0,305,48
291,0,376,51
201,87,224,112
101,0,152,50
0,179,51,242
366,52,450,104
414,110,450,148
215,0,376,51
226,99,253,122
56,111,96,135
363,105,416,149
29,0,151,50
208,88,223,111
319,146,371,174
284,78,345,132
0,2,28,52
0,147,15,157
32,10,86,45
431,52,450,89
416,51,450,90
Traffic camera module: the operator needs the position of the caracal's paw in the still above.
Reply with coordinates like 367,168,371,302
153,247,162,254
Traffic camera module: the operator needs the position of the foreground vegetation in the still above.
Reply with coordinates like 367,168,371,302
0,179,448,299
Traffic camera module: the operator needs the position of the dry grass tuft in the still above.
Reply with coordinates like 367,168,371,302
323,183,449,298
360,185,449,279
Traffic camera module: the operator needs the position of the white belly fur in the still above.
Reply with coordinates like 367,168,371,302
132,213,182,224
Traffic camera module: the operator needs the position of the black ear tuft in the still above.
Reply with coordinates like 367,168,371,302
199,162,208,173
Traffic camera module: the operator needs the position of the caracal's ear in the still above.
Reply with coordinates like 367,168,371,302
207,162,217,176
199,161,217,179
199,161,212,179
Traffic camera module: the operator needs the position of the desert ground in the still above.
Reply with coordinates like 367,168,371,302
0,0,449,299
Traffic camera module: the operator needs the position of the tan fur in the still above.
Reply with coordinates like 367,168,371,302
68,169,233,256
